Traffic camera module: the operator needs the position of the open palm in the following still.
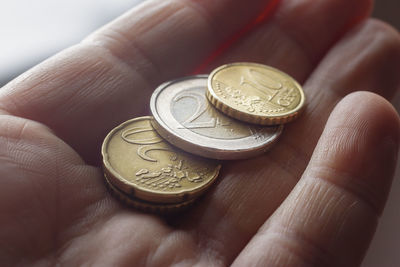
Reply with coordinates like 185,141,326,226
1,0,400,266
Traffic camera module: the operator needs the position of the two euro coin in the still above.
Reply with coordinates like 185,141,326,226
150,75,283,160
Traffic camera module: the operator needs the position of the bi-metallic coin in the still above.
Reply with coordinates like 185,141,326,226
207,63,305,125
102,116,220,204
150,75,283,160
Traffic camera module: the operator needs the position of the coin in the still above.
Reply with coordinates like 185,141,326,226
103,171,196,214
150,75,283,160
207,62,305,125
102,116,220,204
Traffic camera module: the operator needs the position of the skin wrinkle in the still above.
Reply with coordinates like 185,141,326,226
57,61,116,110
55,55,135,116
306,101,399,213
317,125,366,161
261,230,335,267
0,137,55,264
335,199,362,243
0,61,72,118
205,171,275,233
308,20,400,100
84,0,218,83
306,167,383,216
272,132,311,177
0,118,121,265
312,179,376,264
50,139,62,267
37,49,148,163
260,181,360,266
83,28,164,84
185,167,293,265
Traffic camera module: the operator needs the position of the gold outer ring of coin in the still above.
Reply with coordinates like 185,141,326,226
207,62,306,125
103,171,196,214
102,116,221,204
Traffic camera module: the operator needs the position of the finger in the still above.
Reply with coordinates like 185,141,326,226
232,92,400,267
0,114,110,264
203,0,372,82
185,19,400,263
282,19,400,160
0,114,196,266
0,0,275,163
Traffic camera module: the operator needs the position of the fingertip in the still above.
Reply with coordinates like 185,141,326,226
312,91,400,214
331,91,400,146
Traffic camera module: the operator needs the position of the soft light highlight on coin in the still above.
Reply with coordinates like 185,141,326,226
150,75,283,160
102,116,220,204
207,62,305,125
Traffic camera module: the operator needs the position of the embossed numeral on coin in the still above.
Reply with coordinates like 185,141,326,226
173,91,218,129
240,68,283,102
121,126,173,162
277,88,297,107
122,126,163,145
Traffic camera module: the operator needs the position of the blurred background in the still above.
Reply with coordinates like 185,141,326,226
0,0,399,266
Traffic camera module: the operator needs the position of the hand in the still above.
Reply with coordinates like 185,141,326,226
1,0,399,266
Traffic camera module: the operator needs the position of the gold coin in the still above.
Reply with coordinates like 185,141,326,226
103,171,196,214
102,116,221,204
207,62,305,125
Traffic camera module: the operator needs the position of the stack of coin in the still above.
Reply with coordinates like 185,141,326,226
102,62,305,213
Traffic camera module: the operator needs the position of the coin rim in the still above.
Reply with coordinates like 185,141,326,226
103,171,196,214
150,75,284,160
101,116,221,204
207,62,306,125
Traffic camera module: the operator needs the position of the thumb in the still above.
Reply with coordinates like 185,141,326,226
233,91,400,267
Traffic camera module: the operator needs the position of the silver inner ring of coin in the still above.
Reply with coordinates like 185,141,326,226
150,75,283,159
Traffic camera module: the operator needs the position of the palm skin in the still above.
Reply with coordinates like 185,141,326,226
1,0,400,266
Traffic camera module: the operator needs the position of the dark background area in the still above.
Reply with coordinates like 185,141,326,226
374,0,400,29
